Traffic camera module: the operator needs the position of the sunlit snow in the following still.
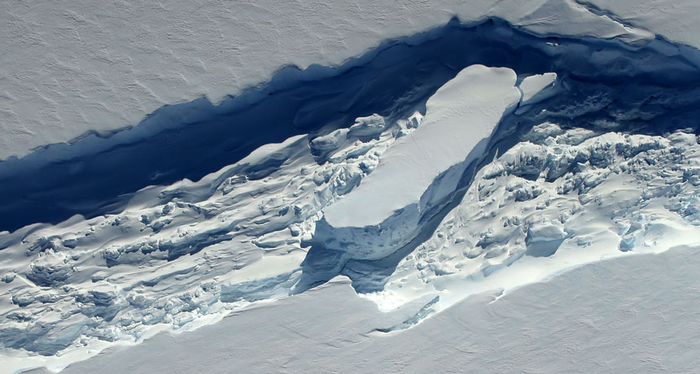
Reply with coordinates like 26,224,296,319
4,1,700,373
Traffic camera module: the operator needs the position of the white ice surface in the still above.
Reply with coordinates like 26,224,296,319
0,108,415,371
582,0,700,51
324,65,521,227
0,0,657,160
367,125,700,312
519,72,557,104
34,245,700,374
6,58,700,371
5,1,700,372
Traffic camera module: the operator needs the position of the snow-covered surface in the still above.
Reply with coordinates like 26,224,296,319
6,57,700,370
0,106,414,371
32,245,700,374
0,0,657,160
366,125,700,311
583,0,700,50
519,72,557,104
5,1,700,373
324,65,522,228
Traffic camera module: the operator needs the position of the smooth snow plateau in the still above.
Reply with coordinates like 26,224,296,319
0,0,659,160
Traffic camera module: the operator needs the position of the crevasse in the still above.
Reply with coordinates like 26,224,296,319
4,17,700,368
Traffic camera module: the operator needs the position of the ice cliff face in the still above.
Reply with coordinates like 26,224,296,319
315,65,527,260
5,14,700,373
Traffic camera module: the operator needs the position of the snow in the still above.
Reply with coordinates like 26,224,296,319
5,1,700,373
6,21,700,369
365,124,700,312
518,72,558,104
347,114,387,137
324,65,522,228
316,67,559,262
0,0,656,161
0,104,419,369
582,0,700,53
29,245,700,374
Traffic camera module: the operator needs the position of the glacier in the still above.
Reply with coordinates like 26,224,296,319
37,246,700,374
0,0,659,161
4,2,700,373
317,64,526,259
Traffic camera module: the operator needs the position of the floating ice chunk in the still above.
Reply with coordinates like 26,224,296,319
527,223,567,244
348,114,386,137
522,122,564,144
525,223,567,257
310,129,348,154
515,73,558,115
2,273,16,283
519,73,558,104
